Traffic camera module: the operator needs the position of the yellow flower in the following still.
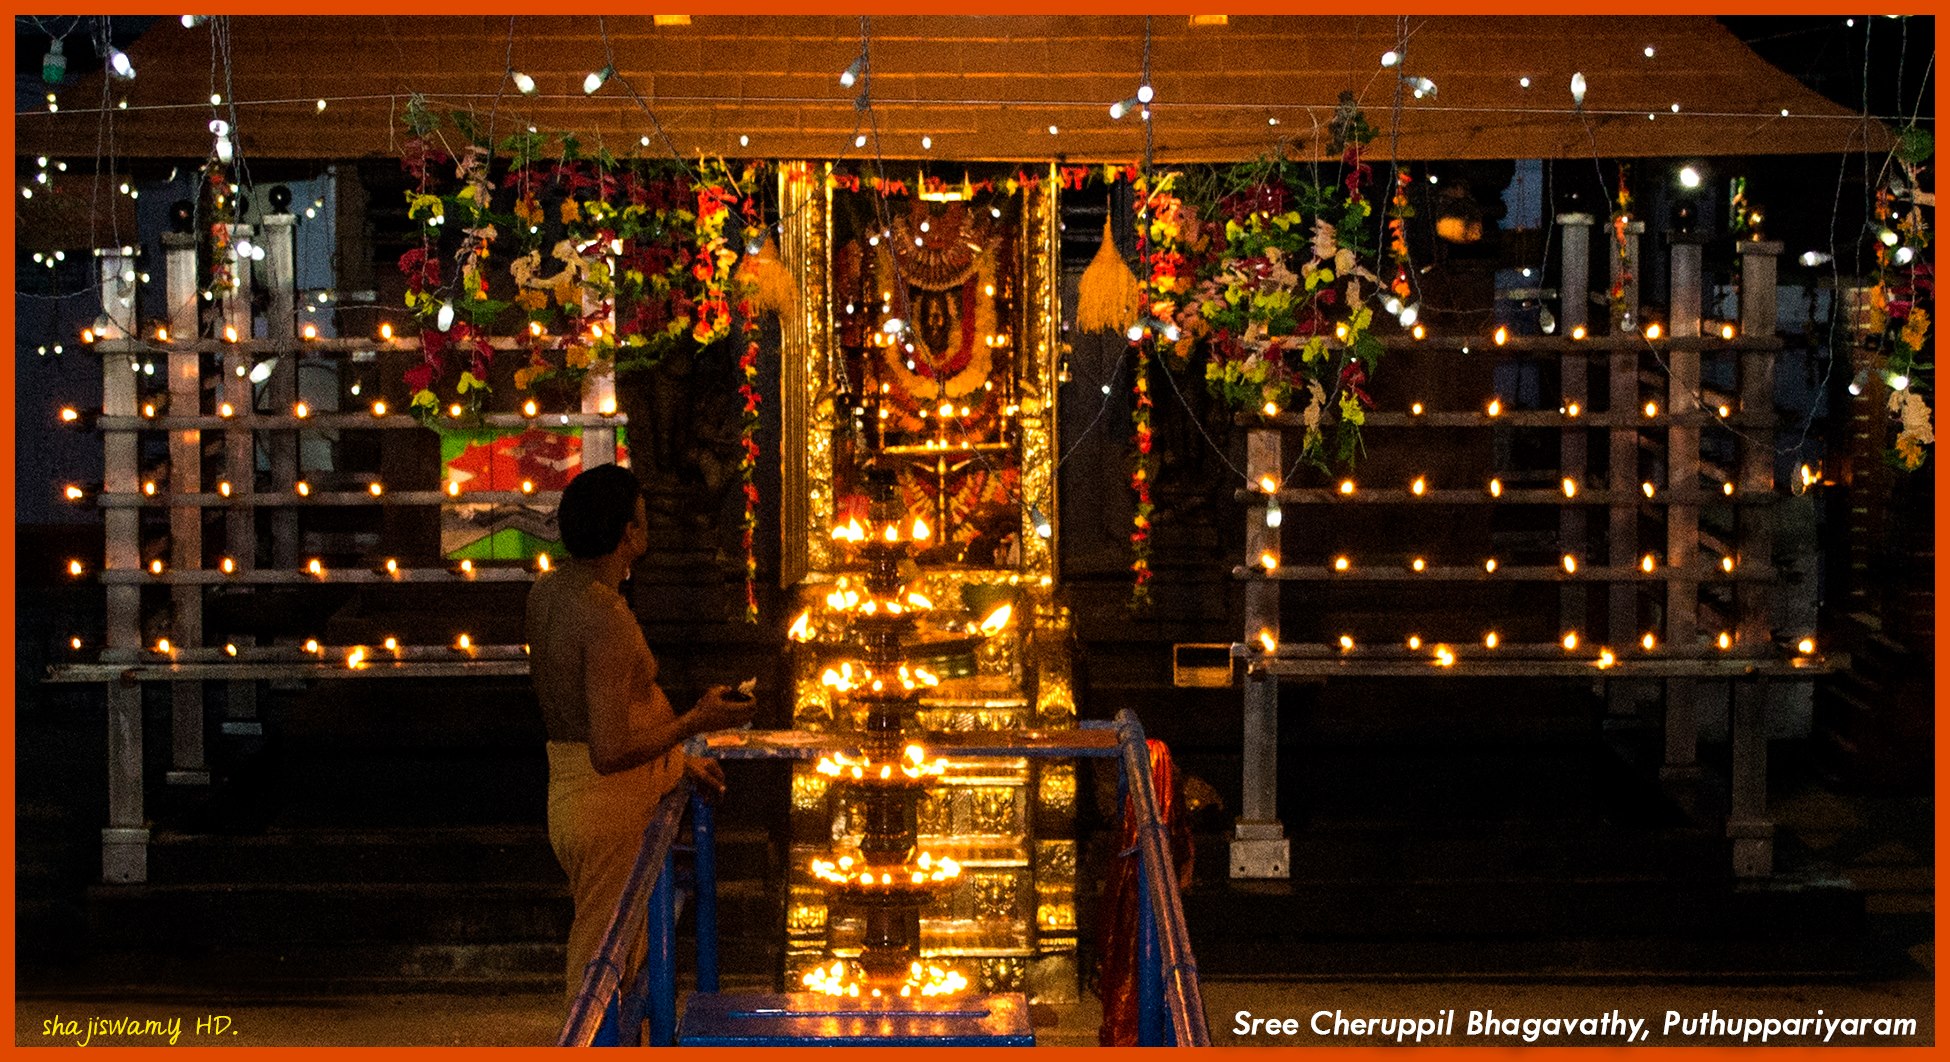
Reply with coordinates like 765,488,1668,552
1900,307,1930,351
565,345,592,370
559,199,582,224
515,288,549,312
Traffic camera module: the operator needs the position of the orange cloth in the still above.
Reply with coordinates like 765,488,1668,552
1096,738,1194,1047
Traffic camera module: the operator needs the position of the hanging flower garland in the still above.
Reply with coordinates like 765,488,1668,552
1188,103,1386,467
732,190,766,622
1607,165,1634,327
1123,171,1191,605
1385,168,1415,305
1869,131,1935,471
202,159,236,301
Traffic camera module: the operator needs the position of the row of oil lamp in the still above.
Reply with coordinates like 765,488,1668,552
75,632,513,667
800,960,969,1000
1252,627,1816,659
67,554,556,578
1250,551,1743,575
1255,473,1744,501
808,850,964,889
1256,394,1745,421
817,661,944,695
815,745,951,784
61,396,617,423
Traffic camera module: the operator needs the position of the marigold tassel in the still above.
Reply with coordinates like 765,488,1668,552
1076,217,1140,335
737,235,797,316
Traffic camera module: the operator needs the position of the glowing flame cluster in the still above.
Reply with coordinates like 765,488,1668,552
816,744,948,783
800,959,969,999
818,661,942,694
808,848,963,889
810,580,937,621
830,515,932,546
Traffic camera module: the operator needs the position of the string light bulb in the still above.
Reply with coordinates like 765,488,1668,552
1265,497,1282,528
1644,322,1664,341
511,69,536,95
1570,324,1587,341
583,65,614,95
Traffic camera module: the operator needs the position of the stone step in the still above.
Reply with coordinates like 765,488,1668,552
86,878,780,949
146,825,779,886
1193,826,1727,884
1185,875,1864,977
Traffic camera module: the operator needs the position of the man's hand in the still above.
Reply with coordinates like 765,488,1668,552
689,685,755,734
685,755,727,801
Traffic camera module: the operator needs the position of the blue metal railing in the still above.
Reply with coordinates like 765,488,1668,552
558,708,1207,1047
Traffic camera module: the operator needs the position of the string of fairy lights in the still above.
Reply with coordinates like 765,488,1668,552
31,15,1924,671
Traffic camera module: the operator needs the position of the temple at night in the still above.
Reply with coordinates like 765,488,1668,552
12,14,1934,1048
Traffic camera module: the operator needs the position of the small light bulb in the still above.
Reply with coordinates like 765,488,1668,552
368,482,384,497
447,480,462,497
1642,554,1657,573
1333,556,1351,572
1259,550,1279,571
1493,326,1508,346
522,399,538,417
1411,557,1426,572
1642,632,1658,651
1411,402,1425,416
1645,322,1664,341
1562,477,1578,498
1570,324,1587,341
295,481,311,497
1339,479,1356,496
1488,478,1503,498
379,323,394,341
304,639,321,654
1723,482,1735,496
1407,634,1423,650
307,558,324,576
221,557,236,574
1338,634,1355,651
1411,476,1427,496
1717,404,1732,418
156,638,171,654
1486,398,1502,417
456,633,473,650
218,481,232,497
1562,554,1578,573
384,558,399,575
1717,631,1733,651
1797,637,1816,655
301,323,318,341
1484,558,1498,573
1562,631,1580,651
1411,323,1427,340
1721,556,1737,573
1719,323,1737,341
68,559,84,577
1643,401,1659,418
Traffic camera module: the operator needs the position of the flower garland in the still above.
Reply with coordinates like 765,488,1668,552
202,159,236,301
1125,171,1191,605
1607,166,1634,327
1189,130,1385,467
734,192,765,622
1868,132,1935,471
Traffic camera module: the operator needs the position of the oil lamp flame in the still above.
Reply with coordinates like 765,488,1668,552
788,610,816,642
978,603,1013,635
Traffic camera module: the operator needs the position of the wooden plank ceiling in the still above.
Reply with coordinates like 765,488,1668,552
17,15,1892,163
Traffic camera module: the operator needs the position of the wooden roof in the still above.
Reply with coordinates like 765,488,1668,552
18,15,1893,163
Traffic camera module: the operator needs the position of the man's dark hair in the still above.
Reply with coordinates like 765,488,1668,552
557,463,642,559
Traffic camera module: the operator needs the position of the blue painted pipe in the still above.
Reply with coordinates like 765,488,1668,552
648,847,678,1046
1138,863,1164,1047
692,793,721,994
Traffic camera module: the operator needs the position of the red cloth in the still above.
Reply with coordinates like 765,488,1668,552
1096,738,1194,1046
